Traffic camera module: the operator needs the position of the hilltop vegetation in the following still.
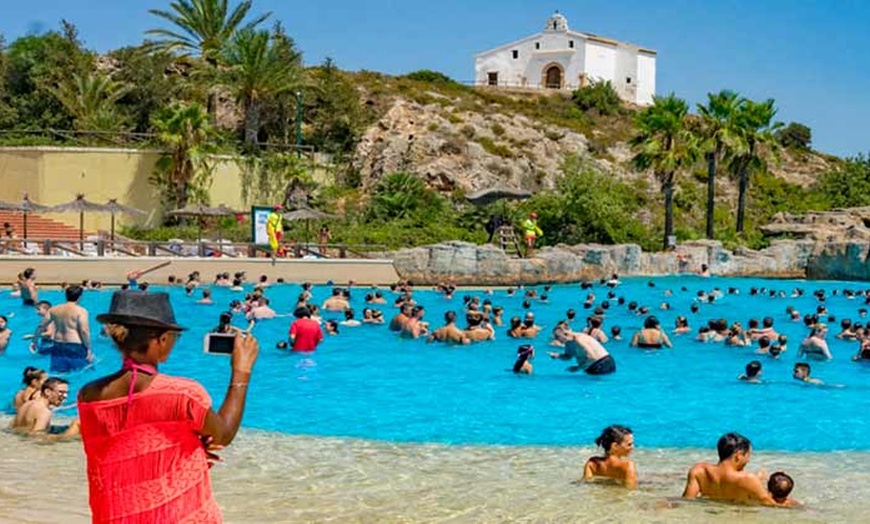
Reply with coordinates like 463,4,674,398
0,0,864,251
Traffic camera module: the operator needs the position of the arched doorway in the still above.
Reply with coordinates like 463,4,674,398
544,65,563,89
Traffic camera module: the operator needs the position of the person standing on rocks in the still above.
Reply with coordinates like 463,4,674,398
522,213,543,257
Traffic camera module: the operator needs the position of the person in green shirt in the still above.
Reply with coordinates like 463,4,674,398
522,212,543,256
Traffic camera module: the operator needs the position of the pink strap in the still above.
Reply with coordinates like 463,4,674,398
121,358,157,420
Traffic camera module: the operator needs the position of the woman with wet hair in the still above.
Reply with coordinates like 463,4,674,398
512,345,534,374
13,366,47,411
583,425,637,488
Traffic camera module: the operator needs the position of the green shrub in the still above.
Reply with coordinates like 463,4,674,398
775,122,812,150
403,70,457,84
368,172,447,221
572,81,622,116
477,136,513,158
491,123,506,136
812,155,870,208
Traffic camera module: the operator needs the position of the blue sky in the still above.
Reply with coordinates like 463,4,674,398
1,0,868,157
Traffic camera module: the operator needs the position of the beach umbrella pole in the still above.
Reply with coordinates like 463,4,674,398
79,211,84,250
110,213,116,243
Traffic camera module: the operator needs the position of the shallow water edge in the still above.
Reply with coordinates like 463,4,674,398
1,421,867,523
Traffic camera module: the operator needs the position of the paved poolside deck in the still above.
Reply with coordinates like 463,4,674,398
0,256,400,286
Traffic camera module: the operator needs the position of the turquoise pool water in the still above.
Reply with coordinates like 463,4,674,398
2,276,868,452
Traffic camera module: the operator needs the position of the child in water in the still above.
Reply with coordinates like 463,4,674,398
768,471,800,507
583,425,637,489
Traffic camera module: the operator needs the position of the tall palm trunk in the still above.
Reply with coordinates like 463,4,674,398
243,96,261,145
736,166,748,233
663,173,675,250
735,141,755,233
705,146,719,239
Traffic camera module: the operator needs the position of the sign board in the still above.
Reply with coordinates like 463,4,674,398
251,206,273,246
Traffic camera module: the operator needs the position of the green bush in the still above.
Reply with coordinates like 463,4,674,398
522,156,655,250
368,172,447,221
477,136,513,158
572,81,622,116
775,122,812,150
812,155,870,208
403,70,457,84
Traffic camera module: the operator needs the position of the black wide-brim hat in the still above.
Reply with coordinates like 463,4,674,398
96,291,187,331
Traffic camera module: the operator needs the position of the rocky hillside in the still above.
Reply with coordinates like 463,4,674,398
348,72,838,203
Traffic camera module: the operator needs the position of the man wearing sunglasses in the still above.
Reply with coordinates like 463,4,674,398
11,377,79,437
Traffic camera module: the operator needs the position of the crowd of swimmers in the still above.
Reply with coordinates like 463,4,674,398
5,266,870,508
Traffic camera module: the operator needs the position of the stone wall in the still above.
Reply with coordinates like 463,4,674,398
391,239,825,285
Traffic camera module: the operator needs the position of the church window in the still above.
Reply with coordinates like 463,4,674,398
569,40,574,48
512,50,519,59
535,42,540,49
626,77,632,84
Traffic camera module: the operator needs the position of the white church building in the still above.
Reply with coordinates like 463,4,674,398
474,12,656,105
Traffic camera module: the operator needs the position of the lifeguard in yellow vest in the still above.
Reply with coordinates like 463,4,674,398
266,204,284,258
522,212,543,256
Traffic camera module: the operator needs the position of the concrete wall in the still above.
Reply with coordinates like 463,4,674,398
0,256,400,286
0,147,246,232
637,52,657,105
584,40,617,85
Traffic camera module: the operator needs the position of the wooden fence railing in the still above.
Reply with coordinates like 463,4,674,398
0,238,387,260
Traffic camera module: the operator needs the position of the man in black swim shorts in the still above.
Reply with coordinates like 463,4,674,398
548,330,615,375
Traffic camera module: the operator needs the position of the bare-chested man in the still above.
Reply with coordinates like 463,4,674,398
11,377,79,437
401,306,429,339
20,267,37,306
682,432,776,506
389,303,413,332
44,285,93,373
427,311,470,345
322,288,350,312
549,330,616,375
465,312,496,342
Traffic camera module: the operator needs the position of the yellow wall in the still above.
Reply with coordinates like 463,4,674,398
0,147,246,233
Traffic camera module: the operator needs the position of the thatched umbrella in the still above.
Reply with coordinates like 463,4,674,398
46,194,115,249
465,185,532,206
167,203,239,256
104,199,146,242
282,207,337,244
0,194,50,239
466,184,533,225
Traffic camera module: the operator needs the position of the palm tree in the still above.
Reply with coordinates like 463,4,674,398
697,90,741,239
631,94,697,250
220,27,300,145
146,0,271,117
729,98,781,233
151,102,219,215
46,72,131,131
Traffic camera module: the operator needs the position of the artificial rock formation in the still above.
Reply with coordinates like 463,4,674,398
390,239,827,285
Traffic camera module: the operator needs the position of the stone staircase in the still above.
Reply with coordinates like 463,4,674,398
0,211,89,241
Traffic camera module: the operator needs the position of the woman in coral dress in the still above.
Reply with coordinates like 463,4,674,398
77,291,259,523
